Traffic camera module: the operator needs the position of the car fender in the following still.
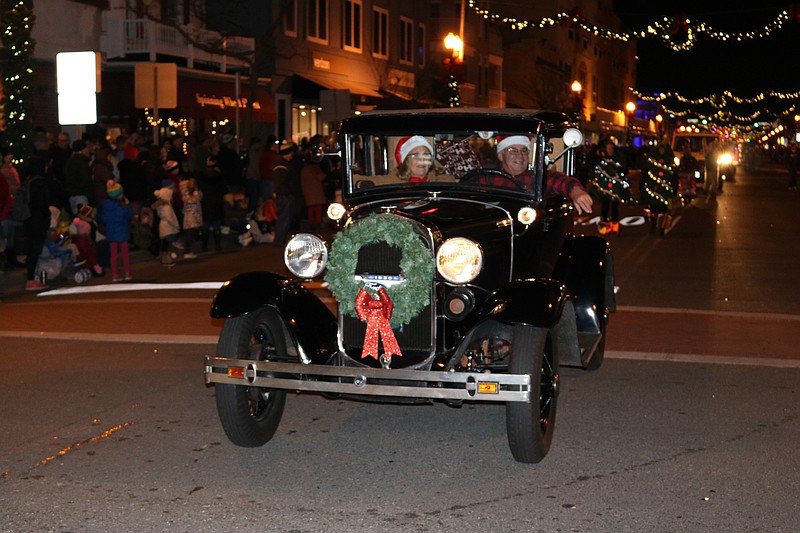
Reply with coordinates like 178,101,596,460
210,271,338,364
475,279,568,329
556,235,614,334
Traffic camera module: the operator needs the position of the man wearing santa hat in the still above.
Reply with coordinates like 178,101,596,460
496,135,593,215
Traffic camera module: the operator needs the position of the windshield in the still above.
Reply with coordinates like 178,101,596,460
344,132,543,195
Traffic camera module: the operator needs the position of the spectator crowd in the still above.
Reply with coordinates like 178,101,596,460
0,128,340,296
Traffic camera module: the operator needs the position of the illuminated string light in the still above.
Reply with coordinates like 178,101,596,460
467,1,789,51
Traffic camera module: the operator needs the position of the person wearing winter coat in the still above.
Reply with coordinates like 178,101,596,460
179,177,203,257
100,180,133,281
300,158,327,229
199,157,226,252
152,186,182,264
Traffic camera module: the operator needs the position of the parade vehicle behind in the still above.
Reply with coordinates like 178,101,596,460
204,108,615,463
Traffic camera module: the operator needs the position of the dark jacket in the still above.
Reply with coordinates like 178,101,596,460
64,153,93,200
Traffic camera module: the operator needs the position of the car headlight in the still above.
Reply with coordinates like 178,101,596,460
436,237,483,284
718,153,733,165
284,234,328,278
326,202,347,221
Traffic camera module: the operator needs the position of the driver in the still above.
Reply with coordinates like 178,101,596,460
496,135,593,215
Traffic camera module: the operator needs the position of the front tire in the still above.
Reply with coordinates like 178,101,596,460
506,325,559,463
214,307,287,447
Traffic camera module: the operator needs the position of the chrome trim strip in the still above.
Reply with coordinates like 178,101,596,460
205,357,531,402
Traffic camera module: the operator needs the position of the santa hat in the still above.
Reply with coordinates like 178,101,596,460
496,135,531,153
107,180,124,199
395,135,434,165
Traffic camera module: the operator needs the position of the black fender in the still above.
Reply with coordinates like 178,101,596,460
210,271,338,364
474,279,568,329
555,235,614,335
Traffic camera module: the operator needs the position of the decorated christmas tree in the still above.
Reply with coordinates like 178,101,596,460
0,0,36,162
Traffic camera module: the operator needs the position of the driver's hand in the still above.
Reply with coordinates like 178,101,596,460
570,187,593,215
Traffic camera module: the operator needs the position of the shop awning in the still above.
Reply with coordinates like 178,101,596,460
295,73,382,99
98,67,276,123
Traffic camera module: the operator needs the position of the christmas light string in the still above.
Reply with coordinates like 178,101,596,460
467,1,789,51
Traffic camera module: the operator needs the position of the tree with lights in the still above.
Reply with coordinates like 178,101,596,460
0,0,36,163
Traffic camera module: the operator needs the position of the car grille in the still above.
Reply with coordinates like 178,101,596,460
341,238,434,363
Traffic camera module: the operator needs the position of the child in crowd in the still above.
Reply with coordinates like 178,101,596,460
179,177,203,258
152,186,182,265
100,180,133,281
71,206,104,277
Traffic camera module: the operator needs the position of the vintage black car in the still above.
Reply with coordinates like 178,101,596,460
204,108,615,463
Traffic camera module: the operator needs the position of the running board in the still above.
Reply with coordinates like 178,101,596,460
205,357,531,402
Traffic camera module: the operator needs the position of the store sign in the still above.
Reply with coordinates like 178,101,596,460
195,93,262,111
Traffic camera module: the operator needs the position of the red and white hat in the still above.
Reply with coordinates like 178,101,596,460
496,135,531,153
395,135,434,165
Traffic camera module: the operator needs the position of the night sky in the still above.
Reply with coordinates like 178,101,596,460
612,1,800,97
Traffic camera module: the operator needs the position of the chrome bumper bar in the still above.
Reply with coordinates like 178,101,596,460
204,357,531,402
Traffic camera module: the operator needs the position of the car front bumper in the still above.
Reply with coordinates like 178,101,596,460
205,357,532,402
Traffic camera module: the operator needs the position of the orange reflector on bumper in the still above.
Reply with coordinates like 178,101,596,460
228,367,245,378
478,382,498,394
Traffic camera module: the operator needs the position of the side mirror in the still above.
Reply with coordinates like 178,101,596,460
562,128,583,148
548,128,584,165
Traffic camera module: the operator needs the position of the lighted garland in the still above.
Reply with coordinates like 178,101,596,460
640,156,677,208
468,0,788,51
324,214,434,328
590,159,635,203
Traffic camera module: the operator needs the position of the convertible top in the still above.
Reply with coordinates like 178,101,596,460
339,108,573,137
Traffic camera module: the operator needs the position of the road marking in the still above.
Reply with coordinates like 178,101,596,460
38,281,225,296
617,305,800,322
607,350,800,368
0,330,218,344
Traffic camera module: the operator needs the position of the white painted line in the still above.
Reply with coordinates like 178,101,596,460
38,281,226,296
0,330,218,345
607,350,800,368
616,305,800,321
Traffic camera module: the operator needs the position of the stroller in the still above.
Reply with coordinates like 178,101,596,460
36,236,93,284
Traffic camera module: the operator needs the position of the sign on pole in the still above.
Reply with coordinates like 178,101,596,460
134,63,178,145
134,63,178,109
56,51,100,125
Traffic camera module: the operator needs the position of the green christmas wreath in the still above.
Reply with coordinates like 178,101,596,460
324,213,434,327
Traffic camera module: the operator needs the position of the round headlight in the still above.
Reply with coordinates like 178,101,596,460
284,233,328,278
436,237,483,284
326,202,347,221
517,207,537,225
718,153,733,165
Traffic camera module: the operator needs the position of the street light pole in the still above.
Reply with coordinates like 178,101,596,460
571,80,583,125
625,101,636,146
444,32,463,108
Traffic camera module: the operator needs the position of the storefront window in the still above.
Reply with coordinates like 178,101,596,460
292,104,321,144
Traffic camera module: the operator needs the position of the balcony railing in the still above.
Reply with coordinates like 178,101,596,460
101,14,254,72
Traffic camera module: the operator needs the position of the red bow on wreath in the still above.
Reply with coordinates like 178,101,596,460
355,287,402,360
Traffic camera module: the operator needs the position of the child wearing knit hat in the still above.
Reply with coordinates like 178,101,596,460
100,180,133,281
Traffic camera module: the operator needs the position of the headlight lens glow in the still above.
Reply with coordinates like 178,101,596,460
284,233,328,278
436,237,483,284
718,153,733,165
517,207,537,225
326,202,346,221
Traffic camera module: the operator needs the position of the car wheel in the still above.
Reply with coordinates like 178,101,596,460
506,325,559,463
214,307,287,447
